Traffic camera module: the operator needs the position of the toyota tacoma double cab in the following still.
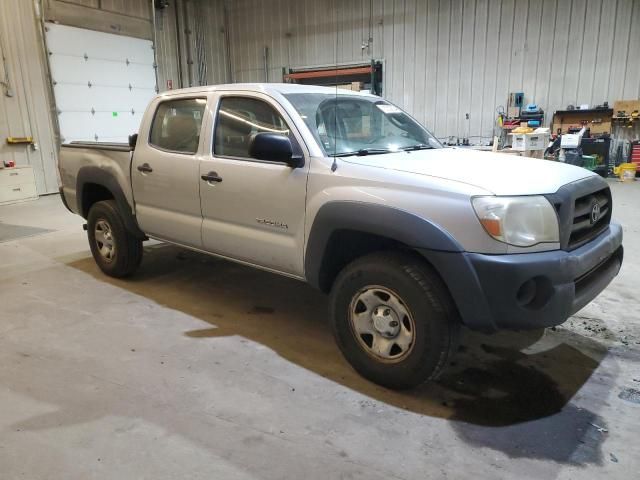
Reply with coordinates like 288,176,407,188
58,84,623,389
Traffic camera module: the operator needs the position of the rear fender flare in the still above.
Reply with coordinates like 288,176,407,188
76,166,145,239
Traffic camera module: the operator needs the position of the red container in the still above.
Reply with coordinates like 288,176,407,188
631,142,640,171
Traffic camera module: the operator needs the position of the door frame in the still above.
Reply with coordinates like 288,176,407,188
198,90,312,277
131,93,209,246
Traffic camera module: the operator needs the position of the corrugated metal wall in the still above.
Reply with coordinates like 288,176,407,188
155,1,181,90
0,0,59,194
100,0,152,18
1,0,638,198
201,0,230,85
223,0,640,141
153,0,228,91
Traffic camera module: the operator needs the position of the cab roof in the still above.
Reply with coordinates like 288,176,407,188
157,82,376,98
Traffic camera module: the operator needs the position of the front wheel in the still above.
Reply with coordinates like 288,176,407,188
329,251,460,390
87,200,143,278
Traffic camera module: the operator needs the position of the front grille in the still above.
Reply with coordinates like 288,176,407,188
568,187,611,249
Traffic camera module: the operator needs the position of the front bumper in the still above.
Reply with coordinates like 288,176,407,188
421,222,623,332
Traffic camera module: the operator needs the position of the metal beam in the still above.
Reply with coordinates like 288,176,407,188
45,0,152,40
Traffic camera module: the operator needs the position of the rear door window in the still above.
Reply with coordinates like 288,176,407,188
149,98,206,154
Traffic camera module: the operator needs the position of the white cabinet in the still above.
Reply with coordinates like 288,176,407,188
0,166,38,205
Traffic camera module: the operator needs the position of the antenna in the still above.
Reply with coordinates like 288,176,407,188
331,3,339,173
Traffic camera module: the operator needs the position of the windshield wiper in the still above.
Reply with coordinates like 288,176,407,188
331,148,394,157
402,144,433,151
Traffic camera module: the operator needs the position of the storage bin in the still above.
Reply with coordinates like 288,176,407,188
509,132,550,151
613,163,637,182
581,155,598,170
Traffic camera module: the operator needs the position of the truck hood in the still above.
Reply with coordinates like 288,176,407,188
343,148,595,195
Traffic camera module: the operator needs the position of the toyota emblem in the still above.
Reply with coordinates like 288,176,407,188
590,202,601,224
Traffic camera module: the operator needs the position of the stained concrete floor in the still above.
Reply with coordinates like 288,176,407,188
0,180,639,479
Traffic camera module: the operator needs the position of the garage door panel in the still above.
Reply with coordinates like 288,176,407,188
59,111,144,144
46,23,154,65
49,55,155,89
57,112,95,142
46,23,156,143
53,84,155,113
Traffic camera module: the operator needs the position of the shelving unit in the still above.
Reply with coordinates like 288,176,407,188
551,108,613,135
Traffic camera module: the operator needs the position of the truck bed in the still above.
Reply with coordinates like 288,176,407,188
63,141,132,152
58,141,135,216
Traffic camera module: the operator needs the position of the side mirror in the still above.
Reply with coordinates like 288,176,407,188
249,132,304,168
128,133,138,150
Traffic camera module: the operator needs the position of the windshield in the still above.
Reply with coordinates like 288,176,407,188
284,93,442,156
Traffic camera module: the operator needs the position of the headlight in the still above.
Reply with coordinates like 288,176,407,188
471,196,559,247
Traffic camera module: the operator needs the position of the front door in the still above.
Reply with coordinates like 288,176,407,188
132,96,206,247
199,93,309,276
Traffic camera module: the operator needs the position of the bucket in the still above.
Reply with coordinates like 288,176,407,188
613,163,637,182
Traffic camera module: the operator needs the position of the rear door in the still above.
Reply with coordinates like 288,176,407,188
131,96,206,246
199,92,310,276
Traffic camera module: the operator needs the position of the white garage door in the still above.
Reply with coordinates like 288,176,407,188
45,23,156,144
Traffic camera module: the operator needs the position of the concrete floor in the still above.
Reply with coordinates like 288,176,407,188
0,181,638,480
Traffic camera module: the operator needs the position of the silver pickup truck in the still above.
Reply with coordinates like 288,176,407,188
58,83,623,389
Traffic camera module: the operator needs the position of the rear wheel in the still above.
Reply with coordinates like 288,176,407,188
87,200,142,278
329,251,460,390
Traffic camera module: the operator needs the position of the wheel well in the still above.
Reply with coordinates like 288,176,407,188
317,230,408,293
81,183,114,218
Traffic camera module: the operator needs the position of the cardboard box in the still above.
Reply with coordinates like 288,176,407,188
510,132,550,151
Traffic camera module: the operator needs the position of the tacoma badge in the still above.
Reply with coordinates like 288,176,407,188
256,218,289,229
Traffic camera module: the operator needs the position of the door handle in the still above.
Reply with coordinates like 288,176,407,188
201,171,223,183
137,163,153,173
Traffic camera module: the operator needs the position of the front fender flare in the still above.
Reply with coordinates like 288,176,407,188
304,201,464,290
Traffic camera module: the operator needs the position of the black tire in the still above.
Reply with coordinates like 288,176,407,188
87,200,143,278
329,251,460,390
